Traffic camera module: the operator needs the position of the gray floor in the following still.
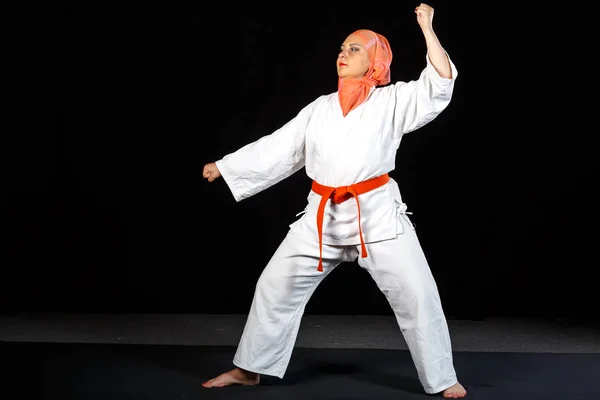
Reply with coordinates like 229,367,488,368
1,313,599,353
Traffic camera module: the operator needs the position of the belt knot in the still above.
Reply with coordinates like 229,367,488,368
311,174,390,272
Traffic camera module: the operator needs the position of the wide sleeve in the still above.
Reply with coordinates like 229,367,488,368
214,102,312,202
391,51,458,137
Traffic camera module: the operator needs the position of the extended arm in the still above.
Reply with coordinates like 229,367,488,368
206,103,313,202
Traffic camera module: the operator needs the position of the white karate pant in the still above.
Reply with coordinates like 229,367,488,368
232,215,458,394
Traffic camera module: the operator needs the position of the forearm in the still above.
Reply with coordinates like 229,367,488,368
422,28,452,79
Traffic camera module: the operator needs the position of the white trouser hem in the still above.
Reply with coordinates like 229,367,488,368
424,377,459,394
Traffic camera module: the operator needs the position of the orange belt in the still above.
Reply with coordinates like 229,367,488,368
311,174,390,272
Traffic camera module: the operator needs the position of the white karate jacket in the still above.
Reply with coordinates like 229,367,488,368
216,53,458,246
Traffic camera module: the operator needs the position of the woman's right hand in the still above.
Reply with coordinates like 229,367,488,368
203,162,221,182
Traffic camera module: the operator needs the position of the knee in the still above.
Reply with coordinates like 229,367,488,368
255,265,286,293
254,269,295,309
385,278,441,315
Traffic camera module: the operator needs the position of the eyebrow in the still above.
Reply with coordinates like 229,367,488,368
341,43,362,48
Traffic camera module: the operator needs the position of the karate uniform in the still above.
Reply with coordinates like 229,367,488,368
215,53,459,394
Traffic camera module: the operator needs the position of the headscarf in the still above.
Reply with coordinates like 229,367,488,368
338,29,393,117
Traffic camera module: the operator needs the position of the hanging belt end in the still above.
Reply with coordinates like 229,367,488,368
317,262,324,272
361,243,368,258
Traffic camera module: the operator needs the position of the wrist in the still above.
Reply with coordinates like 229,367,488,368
421,26,435,36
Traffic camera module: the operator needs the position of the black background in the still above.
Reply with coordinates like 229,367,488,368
1,1,595,321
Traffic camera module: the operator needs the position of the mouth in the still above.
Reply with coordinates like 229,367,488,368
339,63,347,67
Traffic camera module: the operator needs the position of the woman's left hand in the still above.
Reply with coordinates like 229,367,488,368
415,3,434,31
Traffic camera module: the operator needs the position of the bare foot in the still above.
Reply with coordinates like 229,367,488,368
202,368,260,388
441,382,467,398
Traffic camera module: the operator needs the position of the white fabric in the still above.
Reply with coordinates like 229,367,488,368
215,52,459,394
233,215,457,394
216,53,458,246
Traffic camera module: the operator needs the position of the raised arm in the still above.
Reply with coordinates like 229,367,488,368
416,3,453,79
389,4,458,137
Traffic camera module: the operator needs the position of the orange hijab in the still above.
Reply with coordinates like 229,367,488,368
338,29,393,117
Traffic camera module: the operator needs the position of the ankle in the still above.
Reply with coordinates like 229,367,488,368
238,368,258,378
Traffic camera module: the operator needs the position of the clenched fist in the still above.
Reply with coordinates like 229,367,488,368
203,162,221,182
415,3,434,31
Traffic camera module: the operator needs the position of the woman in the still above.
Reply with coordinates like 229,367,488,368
201,4,466,398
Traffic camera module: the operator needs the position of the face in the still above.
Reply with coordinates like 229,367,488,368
337,33,371,80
